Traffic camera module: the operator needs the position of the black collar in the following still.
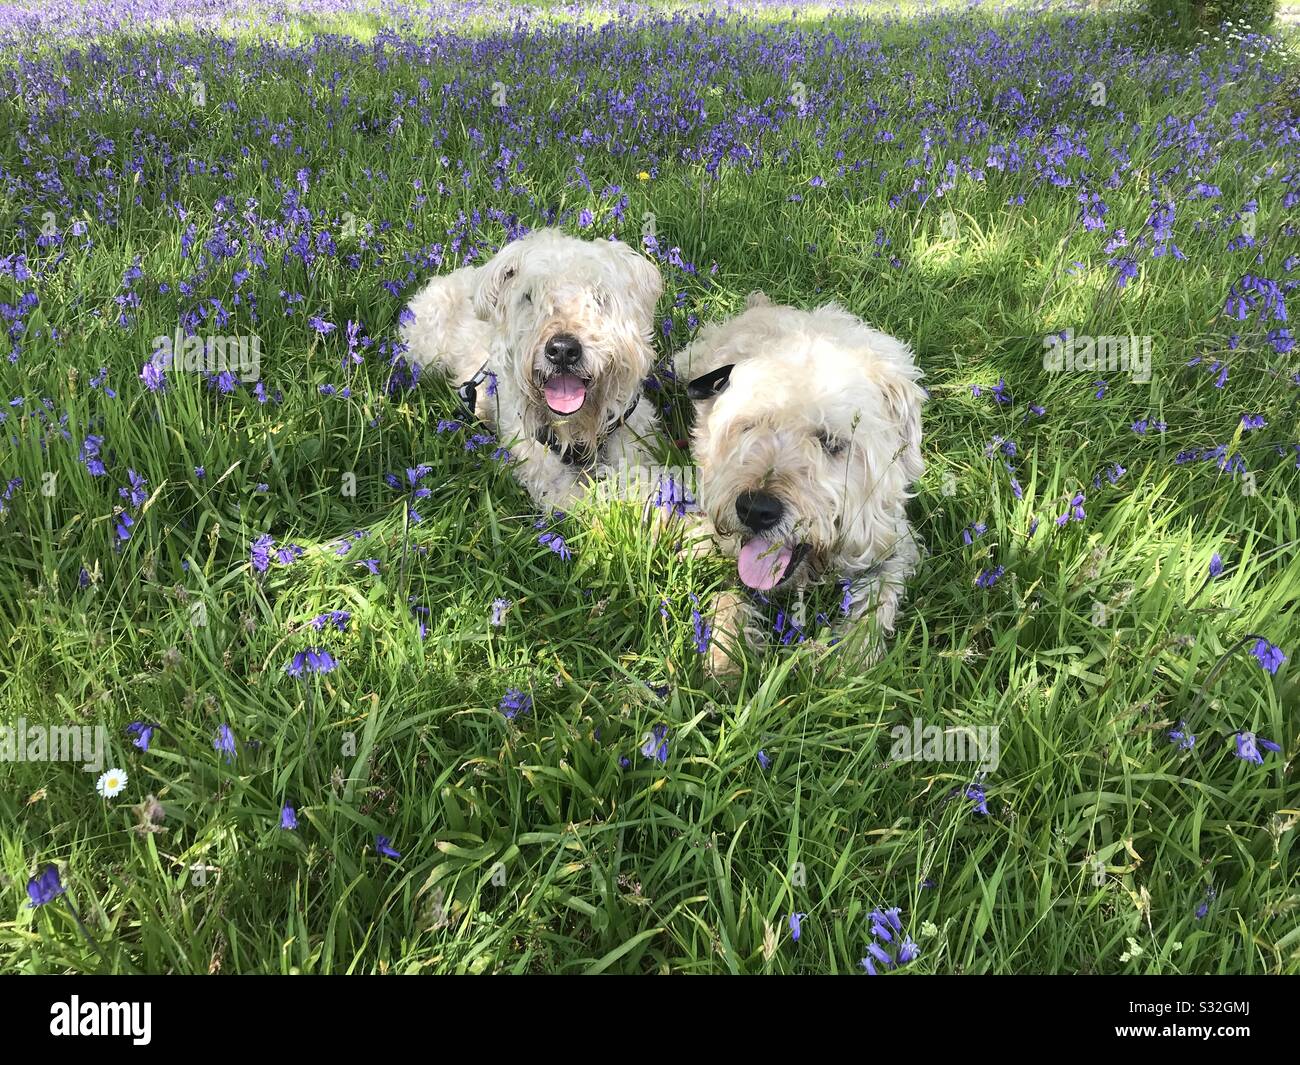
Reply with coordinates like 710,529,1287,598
535,391,641,471
455,365,492,422
456,361,644,472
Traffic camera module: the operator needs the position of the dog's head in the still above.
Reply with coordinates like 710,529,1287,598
677,294,925,590
473,229,662,441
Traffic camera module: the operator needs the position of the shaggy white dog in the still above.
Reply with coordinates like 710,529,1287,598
675,293,926,675
401,229,664,510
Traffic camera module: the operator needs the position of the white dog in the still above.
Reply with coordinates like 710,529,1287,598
401,229,665,509
676,293,926,675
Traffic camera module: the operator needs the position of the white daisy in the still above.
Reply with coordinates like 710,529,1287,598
96,768,128,799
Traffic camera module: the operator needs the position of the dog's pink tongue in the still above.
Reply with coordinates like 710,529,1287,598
544,374,586,414
737,538,792,590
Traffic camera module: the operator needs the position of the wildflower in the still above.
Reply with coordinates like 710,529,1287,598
96,768,127,798
1233,732,1280,764
1209,553,1223,578
118,469,147,507
490,597,510,626
641,724,669,764
286,649,338,677
140,360,166,393
1250,639,1286,675
375,835,401,860
965,781,989,815
975,565,1004,588
126,722,154,751
309,610,351,633
250,534,274,573
1241,413,1266,431
280,806,298,830
861,906,917,974
538,531,570,560
1055,492,1086,526
214,724,236,763
27,866,65,908
80,435,106,477
789,913,806,942
499,688,532,720
1131,419,1166,434
1168,722,1195,750
757,749,772,771
690,595,711,653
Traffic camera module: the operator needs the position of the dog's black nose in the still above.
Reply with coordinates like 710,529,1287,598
545,334,582,367
735,489,783,533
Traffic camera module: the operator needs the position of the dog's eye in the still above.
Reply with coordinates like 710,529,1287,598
818,432,847,456
520,290,532,305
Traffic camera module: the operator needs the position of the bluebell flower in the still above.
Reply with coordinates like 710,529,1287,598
1233,732,1280,764
641,724,669,764
1250,639,1286,675
286,649,338,677
499,688,532,720
310,610,351,633
690,594,711,653
375,835,401,860
1055,492,1086,527
126,722,154,751
27,865,65,908
214,724,236,764
789,912,806,942
538,531,571,560
250,534,274,574
280,806,298,830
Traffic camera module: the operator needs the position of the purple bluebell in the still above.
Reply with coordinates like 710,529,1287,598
27,865,65,908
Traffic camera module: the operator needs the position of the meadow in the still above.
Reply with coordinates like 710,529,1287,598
0,0,1297,974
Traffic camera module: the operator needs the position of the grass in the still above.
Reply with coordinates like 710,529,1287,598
0,0,1298,974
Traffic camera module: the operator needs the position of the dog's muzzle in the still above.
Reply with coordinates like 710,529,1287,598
732,490,810,590
541,333,589,416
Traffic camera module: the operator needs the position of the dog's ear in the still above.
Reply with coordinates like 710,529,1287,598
686,363,734,400
606,239,663,323
471,241,525,321
745,290,771,309
875,367,926,483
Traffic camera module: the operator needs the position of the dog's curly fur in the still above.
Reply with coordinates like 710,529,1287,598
401,229,664,509
675,292,926,675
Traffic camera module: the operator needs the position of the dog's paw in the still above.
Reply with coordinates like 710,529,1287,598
706,639,743,681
